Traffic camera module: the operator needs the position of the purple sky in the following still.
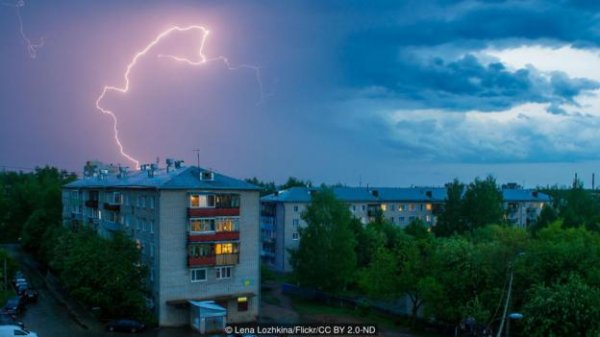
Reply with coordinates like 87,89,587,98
1,0,600,187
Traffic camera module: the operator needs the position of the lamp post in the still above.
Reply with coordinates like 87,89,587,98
495,253,524,337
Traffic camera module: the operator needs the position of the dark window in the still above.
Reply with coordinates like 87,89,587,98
237,297,249,312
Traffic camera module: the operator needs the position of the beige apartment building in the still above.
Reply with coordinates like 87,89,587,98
62,160,260,332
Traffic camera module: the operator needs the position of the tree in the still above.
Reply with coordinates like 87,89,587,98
462,176,504,232
530,204,558,233
560,179,600,230
280,176,312,190
434,179,465,237
523,275,600,337
289,188,356,292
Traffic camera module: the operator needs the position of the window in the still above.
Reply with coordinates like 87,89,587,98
426,203,432,211
292,219,300,226
191,268,207,282
137,196,142,207
150,244,154,257
398,204,405,212
237,297,249,312
408,204,415,212
190,218,215,232
215,243,235,255
361,205,366,211
190,194,216,208
150,220,154,234
420,204,424,211
352,205,356,212
136,218,141,231
292,232,299,240
399,216,405,223
141,196,146,208
381,204,387,211
112,192,122,204
150,267,154,282
149,196,155,209
216,266,232,279
293,205,299,212
189,244,213,257
215,218,237,232
389,217,395,223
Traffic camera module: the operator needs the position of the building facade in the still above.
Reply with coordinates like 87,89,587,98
261,186,550,272
62,161,260,331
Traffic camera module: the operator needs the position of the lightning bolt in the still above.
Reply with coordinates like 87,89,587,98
96,25,265,170
1,0,44,58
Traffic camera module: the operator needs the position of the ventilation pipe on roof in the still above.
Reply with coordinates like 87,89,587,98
200,170,214,181
118,166,129,179
166,158,175,173
148,164,158,178
175,160,184,169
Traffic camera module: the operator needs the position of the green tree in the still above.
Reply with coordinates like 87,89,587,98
462,176,504,232
523,275,600,337
560,179,600,230
289,188,357,292
530,204,558,233
434,179,465,237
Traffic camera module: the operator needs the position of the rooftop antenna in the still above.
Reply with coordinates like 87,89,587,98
193,149,200,168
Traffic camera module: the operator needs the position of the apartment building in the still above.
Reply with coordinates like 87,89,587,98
260,186,447,272
260,185,550,272
62,160,260,332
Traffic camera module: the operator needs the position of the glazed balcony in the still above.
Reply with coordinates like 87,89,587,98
188,231,240,242
188,208,240,217
188,253,239,267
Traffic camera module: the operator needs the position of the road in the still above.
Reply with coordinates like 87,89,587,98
2,244,201,337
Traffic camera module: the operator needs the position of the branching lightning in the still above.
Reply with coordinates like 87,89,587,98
96,25,265,170
1,0,44,58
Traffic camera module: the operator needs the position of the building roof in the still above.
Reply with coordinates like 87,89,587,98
64,166,259,191
261,186,448,203
261,186,551,203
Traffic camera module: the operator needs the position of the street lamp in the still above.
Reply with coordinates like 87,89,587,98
506,312,524,337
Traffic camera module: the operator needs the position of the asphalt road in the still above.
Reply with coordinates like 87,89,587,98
2,244,203,337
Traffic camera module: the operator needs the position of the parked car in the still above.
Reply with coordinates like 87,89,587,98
105,319,145,333
0,325,37,337
1,297,25,316
15,285,28,296
21,289,38,304
0,313,24,329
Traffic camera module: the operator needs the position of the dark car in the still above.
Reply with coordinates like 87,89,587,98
22,289,39,303
105,319,145,333
2,297,25,316
0,312,24,328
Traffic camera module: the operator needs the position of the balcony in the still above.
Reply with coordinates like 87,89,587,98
103,203,121,212
187,253,239,267
85,200,99,209
188,208,240,217
188,255,216,266
189,231,240,242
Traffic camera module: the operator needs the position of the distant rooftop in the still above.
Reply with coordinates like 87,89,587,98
65,165,259,191
261,186,551,203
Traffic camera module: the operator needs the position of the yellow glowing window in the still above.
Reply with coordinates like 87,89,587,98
237,297,247,303
215,243,233,255
190,219,214,232
426,204,432,211
216,218,235,232
190,195,199,208
380,204,387,211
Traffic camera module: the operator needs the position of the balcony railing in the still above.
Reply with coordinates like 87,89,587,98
85,200,99,209
187,253,239,267
188,231,240,242
188,208,240,217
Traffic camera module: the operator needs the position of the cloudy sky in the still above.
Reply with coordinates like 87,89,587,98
1,0,600,187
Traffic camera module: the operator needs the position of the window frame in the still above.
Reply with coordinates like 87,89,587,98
216,266,232,280
191,268,207,283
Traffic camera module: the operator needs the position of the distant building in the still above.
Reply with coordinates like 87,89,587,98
62,160,260,332
261,185,550,272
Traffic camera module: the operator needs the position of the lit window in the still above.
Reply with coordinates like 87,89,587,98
381,204,387,211
398,204,404,212
237,297,249,312
426,203,432,211
191,268,207,282
216,266,232,279
190,194,215,208
190,218,215,232
215,243,234,255
409,204,415,211
215,218,236,232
